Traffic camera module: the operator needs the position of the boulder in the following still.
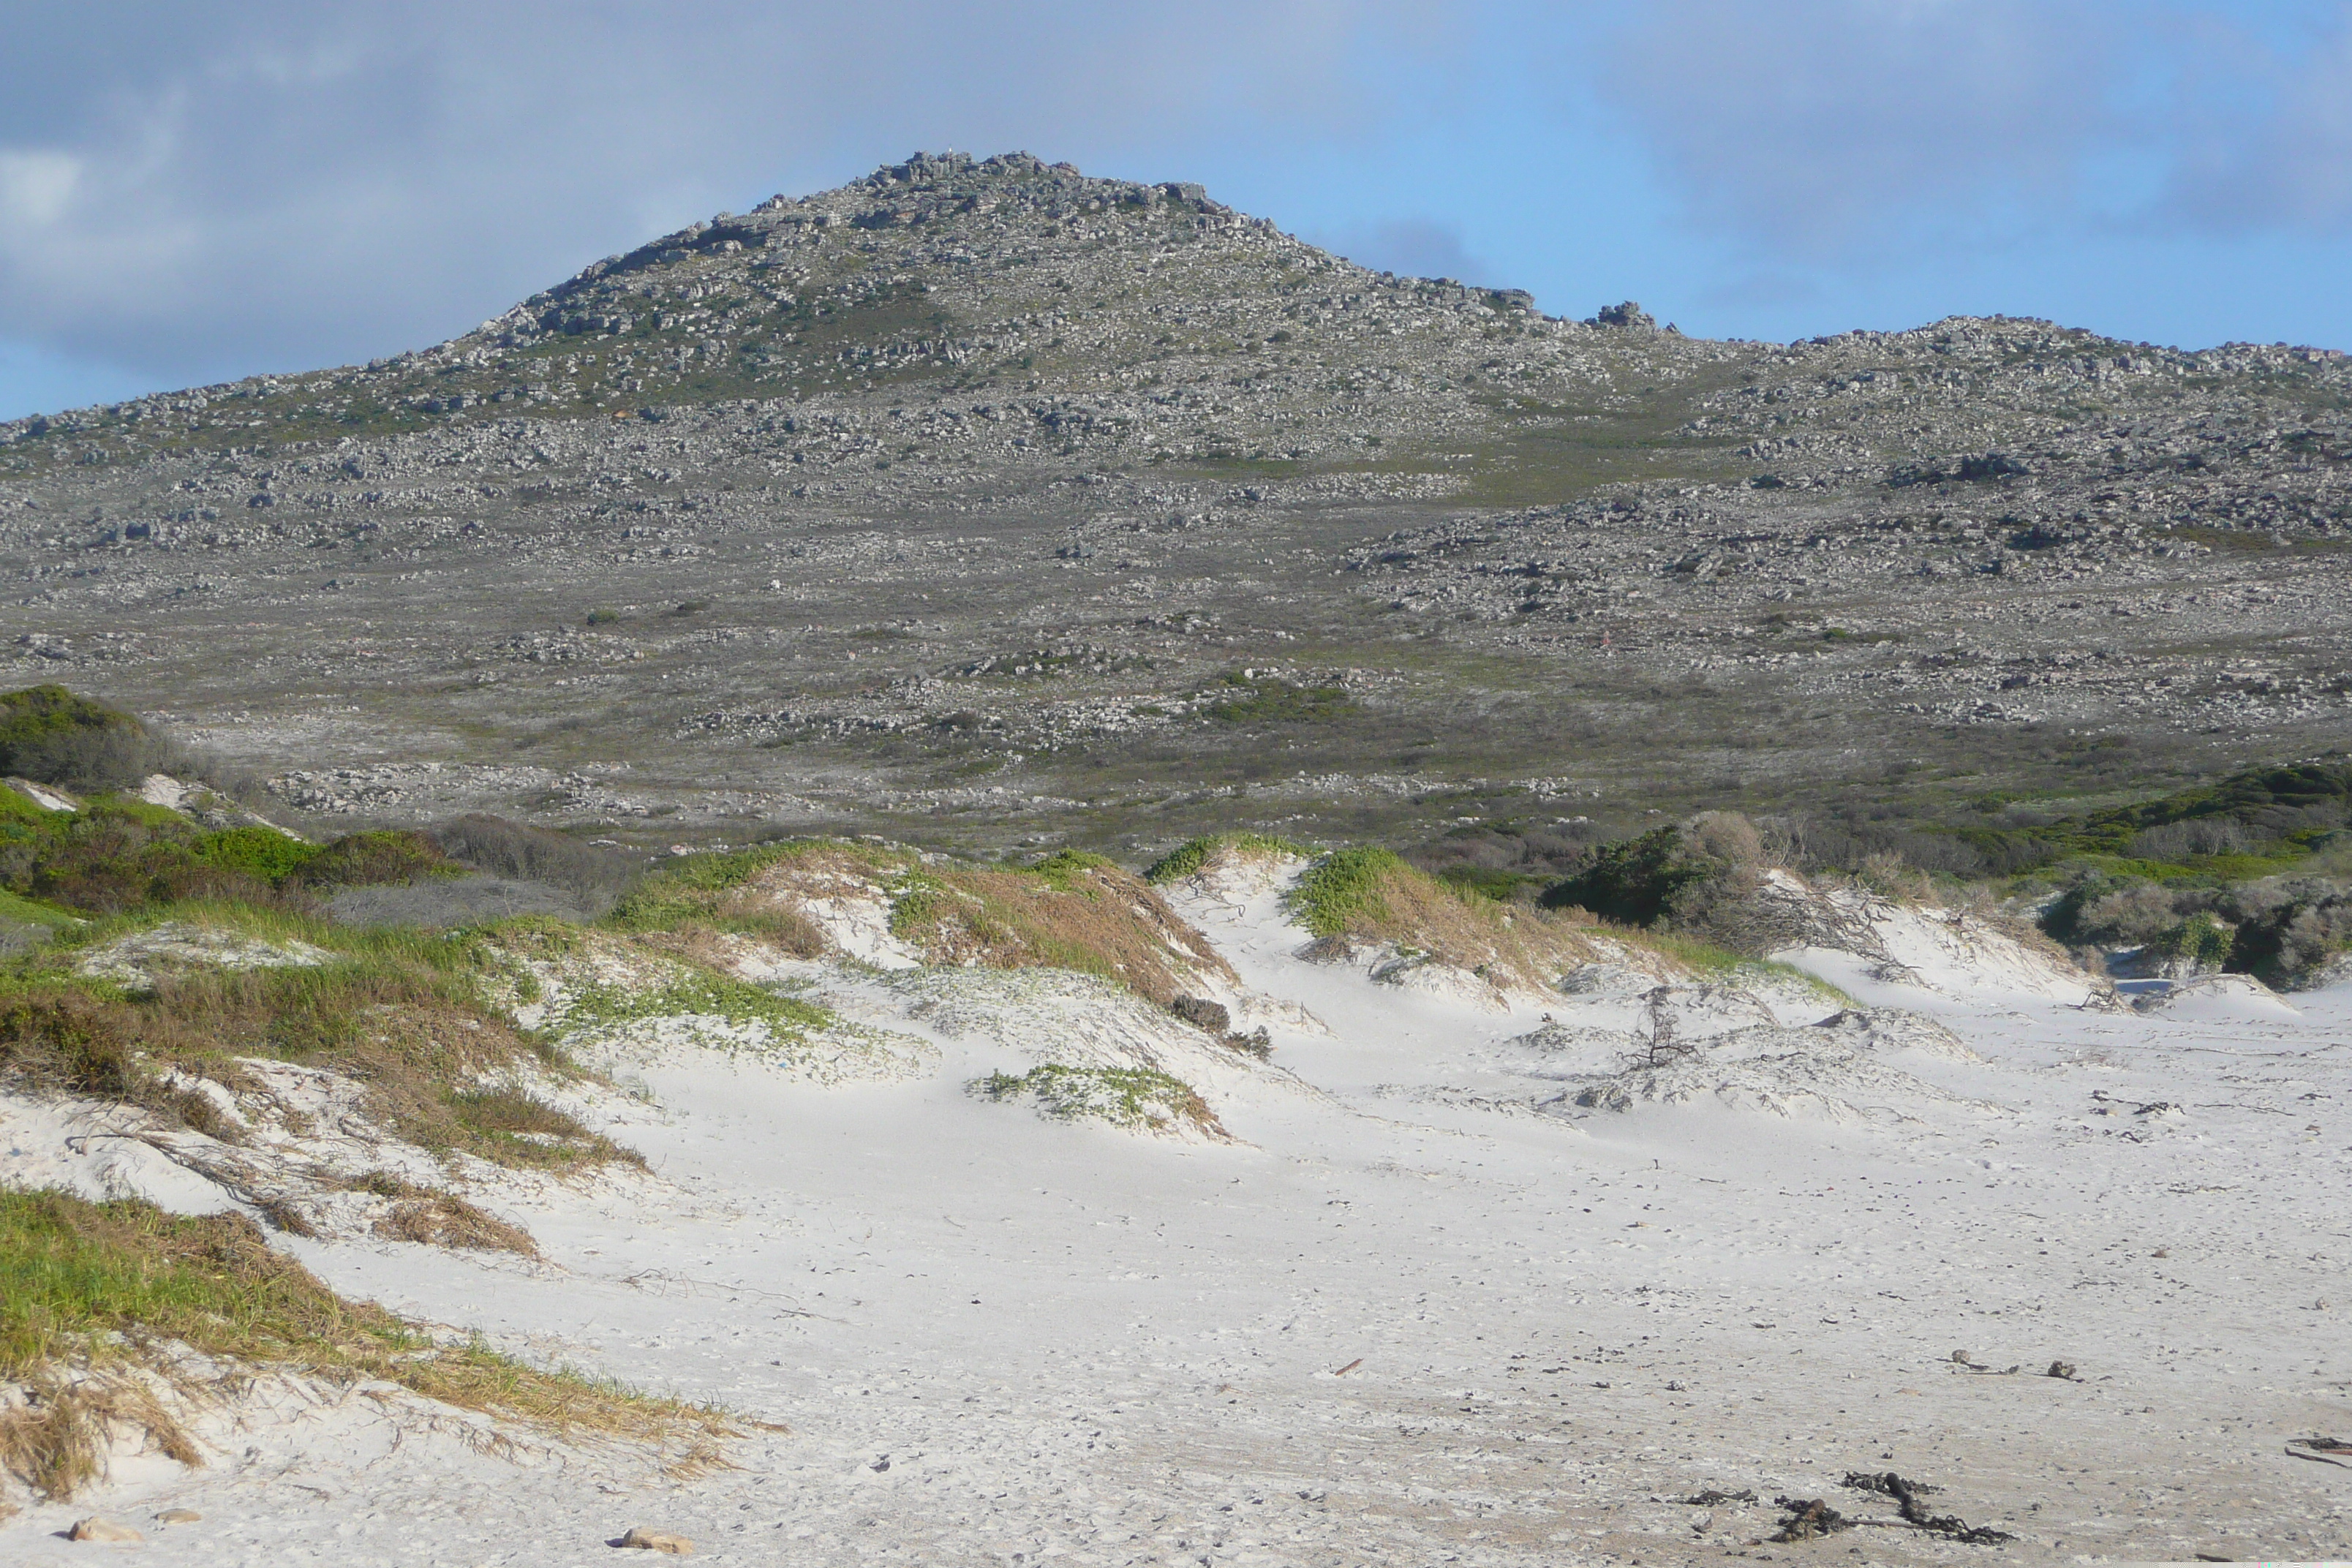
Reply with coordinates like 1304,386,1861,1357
1592,301,1656,330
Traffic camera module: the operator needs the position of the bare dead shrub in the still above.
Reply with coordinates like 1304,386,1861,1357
0,1376,200,1501
372,1193,539,1256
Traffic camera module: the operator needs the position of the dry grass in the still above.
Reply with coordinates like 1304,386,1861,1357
0,1188,740,1500
1291,849,1610,992
632,912,826,970
695,904,829,958
364,1180,540,1256
887,856,1237,1006
668,840,1240,1006
0,1374,200,1502
0,927,638,1175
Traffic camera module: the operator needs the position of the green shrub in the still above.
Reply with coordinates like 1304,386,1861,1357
433,815,640,905
1143,831,1317,884
192,826,320,882
1435,864,1548,903
296,829,454,888
1286,848,1403,938
1542,826,1713,927
1029,849,1114,892
2146,913,2233,969
0,686,164,788
1202,674,1353,725
3,810,448,919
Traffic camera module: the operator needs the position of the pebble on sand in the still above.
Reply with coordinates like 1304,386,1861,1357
618,1526,695,1554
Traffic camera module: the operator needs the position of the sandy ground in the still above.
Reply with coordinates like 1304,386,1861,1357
5,875,2350,1566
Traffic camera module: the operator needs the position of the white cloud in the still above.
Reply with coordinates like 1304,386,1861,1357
0,151,84,228
2163,12,2352,230
0,1,1425,384
1588,0,2352,259
1591,0,2132,257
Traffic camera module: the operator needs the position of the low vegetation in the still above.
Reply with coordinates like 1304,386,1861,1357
886,853,1234,1007
976,1063,1224,1138
431,813,642,911
0,686,184,792
0,910,637,1173
1946,758,2352,878
0,790,459,919
551,968,832,1043
1201,672,1355,726
0,1188,734,1501
1142,831,1316,885
621,837,1237,1007
0,685,258,801
1283,845,1607,991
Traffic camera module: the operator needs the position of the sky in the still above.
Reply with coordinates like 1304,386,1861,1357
4,0,2351,420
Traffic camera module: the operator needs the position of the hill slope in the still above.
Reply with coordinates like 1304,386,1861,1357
1,151,2349,855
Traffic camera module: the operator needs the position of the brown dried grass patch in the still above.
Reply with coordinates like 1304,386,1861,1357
1319,854,1608,992
0,1188,742,1501
893,860,1237,1006
1,956,636,1174
0,1375,200,1501
371,1192,540,1257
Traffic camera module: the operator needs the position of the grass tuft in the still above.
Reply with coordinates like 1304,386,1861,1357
0,1187,738,1499
1284,847,1614,992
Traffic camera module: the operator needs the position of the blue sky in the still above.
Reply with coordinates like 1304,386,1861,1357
4,1,2351,420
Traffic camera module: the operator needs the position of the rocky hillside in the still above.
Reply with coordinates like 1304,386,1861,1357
2,151,2348,857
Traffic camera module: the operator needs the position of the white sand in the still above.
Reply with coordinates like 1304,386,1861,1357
4,872,2349,1564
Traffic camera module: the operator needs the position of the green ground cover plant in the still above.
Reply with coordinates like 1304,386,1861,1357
1286,847,1405,938
976,1063,1222,1137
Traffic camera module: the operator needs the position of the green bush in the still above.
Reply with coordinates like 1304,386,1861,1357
1542,826,1714,927
1142,832,1317,884
3,807,456,918
0,686,179,789
1286,848,1403,938
1202,674,1354,725
295,829,453,888
2146,913,2233,969
1028,849,1113,892
1435,864,1548,903
193,826,321,882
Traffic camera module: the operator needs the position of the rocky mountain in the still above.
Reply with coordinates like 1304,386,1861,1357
3,149,2349,856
